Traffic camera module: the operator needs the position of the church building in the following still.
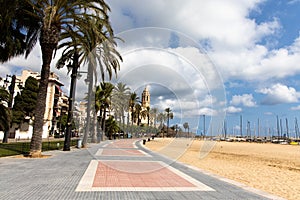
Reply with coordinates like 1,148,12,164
140,86,150,125
129,86,152,126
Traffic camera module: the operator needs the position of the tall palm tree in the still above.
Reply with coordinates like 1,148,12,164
111,83,130,124
165,108,174,137
134,103,142,126
56,16,122,147
157,112,166,137
4,0,116,157
0,88,11,137
183,122,189,137
140,106,150,126
140,109,147,125
105,116,120,140
150,107,158,127
146,106,151,126
129,92,139,126
0,0,39,62
157,112,166,128
95,82,114,141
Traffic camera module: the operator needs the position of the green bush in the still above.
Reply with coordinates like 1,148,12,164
0,139,79,157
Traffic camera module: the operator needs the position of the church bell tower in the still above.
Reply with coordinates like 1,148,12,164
141,86,150,108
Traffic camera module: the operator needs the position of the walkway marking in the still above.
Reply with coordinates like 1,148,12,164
95,148,150,157
76,160,215,192
104,139,138,149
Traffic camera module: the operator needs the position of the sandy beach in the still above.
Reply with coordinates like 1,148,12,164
145,138,300,200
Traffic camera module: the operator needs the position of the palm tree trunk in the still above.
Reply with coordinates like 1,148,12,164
167,115,169,137
29,25,59,157
91,110,97,143
102,109,107,140
96,116,101,143
131,106,134,126
29,44,52,157
122,112,125,137
82,64,93,147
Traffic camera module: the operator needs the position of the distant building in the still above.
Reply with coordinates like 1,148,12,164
129,86,152,126
74,101,87,136
140,86,151,125
3,70,67,139
141,86,150,108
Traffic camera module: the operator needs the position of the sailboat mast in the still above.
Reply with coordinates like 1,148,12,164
295,118,299,139
257,118,260,138
240,115,243,137
277,115,280,139
285,118,289,140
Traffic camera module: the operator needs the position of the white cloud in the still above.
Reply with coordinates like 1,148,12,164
2,0,297,86
110,0,274,48
225,106,242,113
2,1,292,91
264,112,274,115
257,83,300,105
108,0,300,83
0,43,79,97
230,94,256,107
157,96,164,100
291,105,300,110
199,107,218,116
212,35,300,81
3,0,300,125
288,0,300,5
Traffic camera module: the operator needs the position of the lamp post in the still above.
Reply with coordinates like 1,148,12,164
63,50,79,151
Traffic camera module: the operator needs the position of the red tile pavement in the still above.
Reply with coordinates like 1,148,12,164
93,161,196,188
100,149,145,156
105,139,138,149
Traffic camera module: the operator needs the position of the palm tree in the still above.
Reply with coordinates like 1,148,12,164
0,0,39,62
95,82,114,141
183,122,189,137
157,112,166,137
140,106,151,126
57,16,122,147
165,108,174,137
129,92,139,126
3,0,116,157
105,116,120,140
111,82,130,127
146,106,151,126
0,88,11,138
150,107,158,127
134,103,142,126
140,109,147,124
157,112,166,128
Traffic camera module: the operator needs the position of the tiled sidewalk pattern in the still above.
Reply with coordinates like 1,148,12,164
97,148,146,156
93,161,195,188
76,160,214,191
78,139,214,191
0,138,284,199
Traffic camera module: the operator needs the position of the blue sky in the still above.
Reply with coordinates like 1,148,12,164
1,0,300,137
107,0,300,137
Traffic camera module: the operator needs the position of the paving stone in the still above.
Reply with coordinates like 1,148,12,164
0,139,284,200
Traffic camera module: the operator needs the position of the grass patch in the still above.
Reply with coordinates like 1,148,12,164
0,139,79,157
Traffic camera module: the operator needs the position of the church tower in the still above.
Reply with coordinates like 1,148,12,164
141,86,150,108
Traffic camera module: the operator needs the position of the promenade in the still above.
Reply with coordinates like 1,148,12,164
0,139,284,200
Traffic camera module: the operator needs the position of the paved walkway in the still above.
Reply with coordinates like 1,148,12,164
0,139,285,200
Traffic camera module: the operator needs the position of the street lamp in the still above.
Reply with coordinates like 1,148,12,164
63,50,79,151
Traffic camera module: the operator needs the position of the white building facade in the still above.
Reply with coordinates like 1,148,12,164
1,70,67,140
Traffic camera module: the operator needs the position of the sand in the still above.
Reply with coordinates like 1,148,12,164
145,138,300,200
